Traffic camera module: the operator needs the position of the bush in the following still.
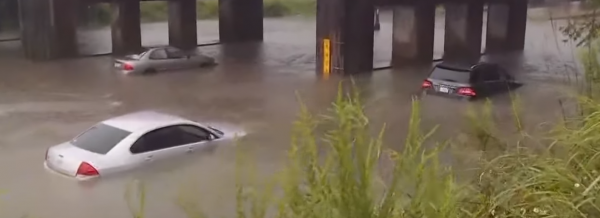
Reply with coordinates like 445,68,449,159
82,0,315,26
197,0,219,19
140,2,169,23
219,82,600,218
197,0,314,18
263,0,292,17
80,3,112,27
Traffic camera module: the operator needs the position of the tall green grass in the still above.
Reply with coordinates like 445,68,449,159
116,80,600,218
226,81,600,217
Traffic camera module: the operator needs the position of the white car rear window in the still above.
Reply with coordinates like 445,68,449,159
71,123,131,155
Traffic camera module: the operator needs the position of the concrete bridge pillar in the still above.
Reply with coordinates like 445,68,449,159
316,0,374,75
219,0,263,43
18,0,78,60
168,0,197,50
391,3,436,66
111,0,142,55
443,2,484,62
486,0,528,53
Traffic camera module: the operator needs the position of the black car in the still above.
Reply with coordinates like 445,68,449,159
421,62,519,100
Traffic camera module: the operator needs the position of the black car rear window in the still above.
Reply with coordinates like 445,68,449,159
71,123,131,155
430,66,472,83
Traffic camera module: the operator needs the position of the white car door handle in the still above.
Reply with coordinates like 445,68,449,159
187,147,194,153
145,155,153,161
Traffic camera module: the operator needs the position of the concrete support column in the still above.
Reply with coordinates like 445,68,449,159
391,3,435,66
316,0,374,75
19,0,78,60
111,0,141,55
443,1,484,62
168,0,197,50
486,0,528,53
219,0,263,43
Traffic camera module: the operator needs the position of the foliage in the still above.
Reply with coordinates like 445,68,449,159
80,0,316,26
82,4,113,27
140,2,170,23
196,0,220,19
223,80,600,218
560,11,600,47
560,0,600,46
579,39,600,98
263,0,292,18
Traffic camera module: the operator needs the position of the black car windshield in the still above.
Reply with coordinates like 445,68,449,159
71,123,131,155
430,66,471,83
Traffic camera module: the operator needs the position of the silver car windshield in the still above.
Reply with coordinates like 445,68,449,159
71,123,131,155
124,50,150,60
208,126,224,136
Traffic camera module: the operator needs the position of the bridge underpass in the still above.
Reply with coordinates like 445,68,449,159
316,0,528,75
10,0,527,75
17,0,262,59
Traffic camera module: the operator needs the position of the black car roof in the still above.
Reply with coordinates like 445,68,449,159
436,62,477,71
437,61,496,72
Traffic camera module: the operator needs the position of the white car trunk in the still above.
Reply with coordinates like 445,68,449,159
45,142,103,177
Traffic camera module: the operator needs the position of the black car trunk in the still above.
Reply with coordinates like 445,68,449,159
428,78,470,95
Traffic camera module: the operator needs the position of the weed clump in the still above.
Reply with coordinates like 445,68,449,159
225,82,600,218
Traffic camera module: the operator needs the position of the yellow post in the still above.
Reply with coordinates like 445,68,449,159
323,39,331,78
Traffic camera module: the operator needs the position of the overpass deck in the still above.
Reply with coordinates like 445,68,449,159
10,0,527,75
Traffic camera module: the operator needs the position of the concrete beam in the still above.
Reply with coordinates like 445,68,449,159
53,0,78,57
376,0,506,7
168,0,197,50
111,0,141,55
486,0,528,53
316,0,375,75
443,1,484,62
391,4,435,66
19,0,78,60
219,0,263,43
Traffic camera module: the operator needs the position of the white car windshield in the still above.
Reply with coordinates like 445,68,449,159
71,123,131,155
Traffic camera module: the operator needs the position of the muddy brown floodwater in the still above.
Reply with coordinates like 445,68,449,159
0,9,586,218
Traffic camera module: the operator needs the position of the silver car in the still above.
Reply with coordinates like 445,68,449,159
44,111,245,180
113,46,216,75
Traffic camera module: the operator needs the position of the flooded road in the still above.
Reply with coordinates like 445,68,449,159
0,9,586,218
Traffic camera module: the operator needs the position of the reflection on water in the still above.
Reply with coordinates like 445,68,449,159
0,11,586,218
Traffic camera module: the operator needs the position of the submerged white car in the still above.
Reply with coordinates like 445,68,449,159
44,111,245,180
113,46,216,75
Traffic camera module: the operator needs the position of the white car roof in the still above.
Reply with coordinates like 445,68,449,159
101,110,192,133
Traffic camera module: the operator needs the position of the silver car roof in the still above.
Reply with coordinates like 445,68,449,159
101,110,191,133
